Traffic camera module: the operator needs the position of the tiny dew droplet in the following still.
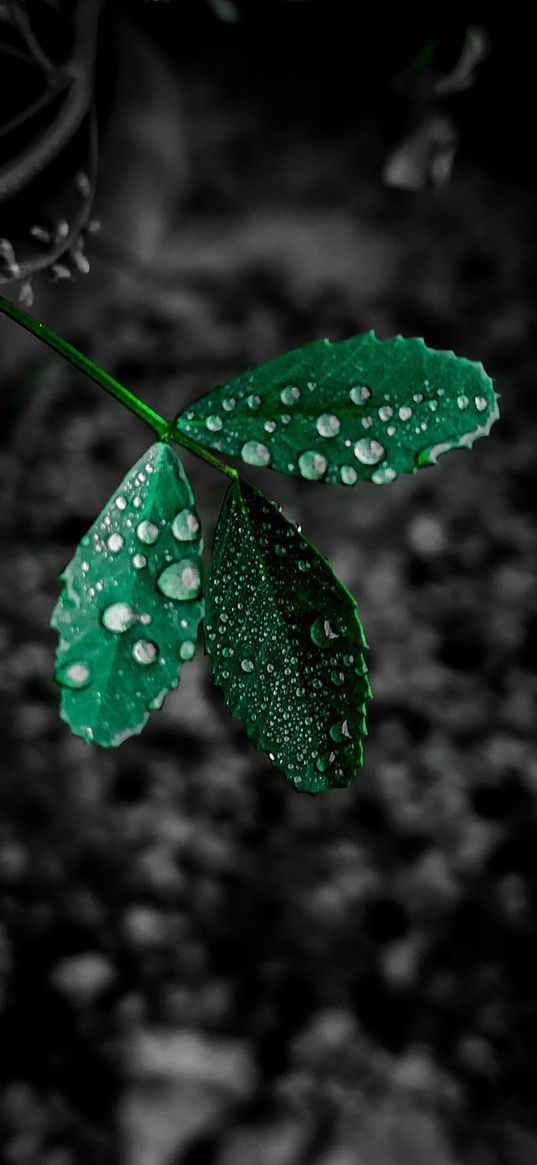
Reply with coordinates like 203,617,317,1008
340,465,357,485
378,405,393,422
241,659,254,673
115,495,127,510
132,640,158,665
172,510,200,541
247,394,261,409
350,385,371,404
133,496,142,508
179,640,196,661
241,441,271,466
133,554,147,569
206,415,223,431
57,661,91,688
107,533,124,552
457,394,469,409
264,420,277,433
331,670,345,686
81,561,89,573
298,450,327,480
101,602,137,633
157,560,201,600
280,385,301,405
475,395,488,412
136,520,159,544
354,438,385,465
316,414,340,437
223,398,236,411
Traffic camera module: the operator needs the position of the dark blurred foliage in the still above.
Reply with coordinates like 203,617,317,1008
1,2,536,1164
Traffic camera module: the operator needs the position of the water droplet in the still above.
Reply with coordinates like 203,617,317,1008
136,520,159,545
206,415,223,431
157,560,201,600
371,465,397,484
340,465,357,485
241,441,271,466
107,533,124,553
247,394,261,409
298,559,311,571
148,691,166,710
223,398,236,411
398,406,412,421
386,425,396,436
298,451,327,480
172,509,200,541
280,385,301,405
140,614,152,625
457,394,469,410
133,554,147,569
133,496,142,508
81,561,89,573
180,640,196,660
427,399,438,412
267,663,275,673
413,392,424,403
330,720,351,743
57,661,91,688
331,670,345,686
241,658,254,673
350,385,371,404
354,438,385,465
475,395,488,412
264,420,277,433
311,617,340,646
115,496,127,510
280,414,291,425
316,414,340,437
101,602,137,633
132,639,158,665
378,405,393,421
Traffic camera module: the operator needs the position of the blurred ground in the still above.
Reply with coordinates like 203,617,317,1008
1,5,536,1164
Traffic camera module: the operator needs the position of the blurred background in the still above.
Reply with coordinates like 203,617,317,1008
0,2,536,1162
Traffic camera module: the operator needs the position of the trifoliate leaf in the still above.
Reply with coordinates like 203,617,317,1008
176,332,499,485
205,477,371,793
51,442,204,747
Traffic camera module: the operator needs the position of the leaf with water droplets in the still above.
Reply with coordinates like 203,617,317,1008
205,478,371,792
175,332,499,485
51,442,203,746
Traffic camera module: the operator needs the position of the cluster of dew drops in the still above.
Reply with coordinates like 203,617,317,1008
57,457,203,701
186,377,490,484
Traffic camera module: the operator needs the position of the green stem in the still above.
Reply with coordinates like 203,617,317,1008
0,296,237,480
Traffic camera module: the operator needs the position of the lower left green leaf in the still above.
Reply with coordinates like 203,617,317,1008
51,442,204,747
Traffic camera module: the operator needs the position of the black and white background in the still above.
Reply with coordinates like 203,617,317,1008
1,3,536,1163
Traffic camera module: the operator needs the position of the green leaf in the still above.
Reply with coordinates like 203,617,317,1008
205,477,371,793
51,442,204,747
176,332,499,485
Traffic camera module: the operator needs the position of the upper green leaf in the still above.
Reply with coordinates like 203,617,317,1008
51,442,204,747
176,332,499,485
205,477,371,793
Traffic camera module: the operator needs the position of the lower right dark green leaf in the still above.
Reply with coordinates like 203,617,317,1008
205,477,371,793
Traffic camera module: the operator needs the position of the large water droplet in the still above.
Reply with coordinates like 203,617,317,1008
475,395,488,412
457,394,469,409
107,533,124,553
264,420,277,433
354,438,385,465
316,414,340,437
298,451,327,480
132,639,158,665
398,405,412,421
371,465,397,484
223,398,236,411
241,658,254,673
101,602,137,633
280,385,301,405
340,465,357,485
330,720,351,742
136,520,159,545
350,385,371,404
206,415,223,431
115,495,127,510
133,554,147,569
241,441,271,466
172,509,200,541
179,640,196,661
57,661,91,688
378,405,393,421
157,560,201,599
247,394,261,409
311,617,340,646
